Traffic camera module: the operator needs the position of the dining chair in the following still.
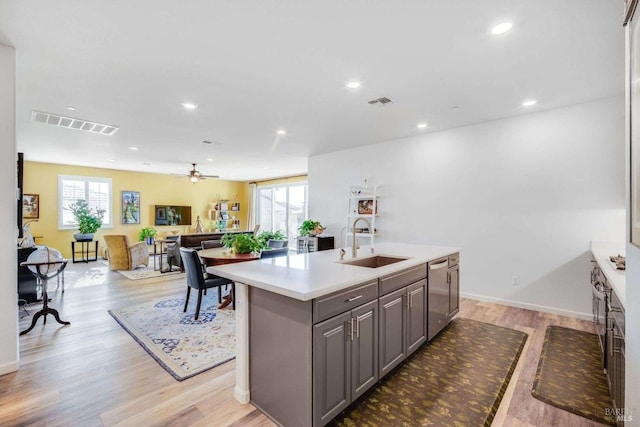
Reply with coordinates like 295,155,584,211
260,247,289,259
179,248,234,319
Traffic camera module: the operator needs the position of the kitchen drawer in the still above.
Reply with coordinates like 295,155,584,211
448,253,459,267
313,280,378,323
379,265,426,296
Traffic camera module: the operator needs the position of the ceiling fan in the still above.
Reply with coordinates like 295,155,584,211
187,163,219,183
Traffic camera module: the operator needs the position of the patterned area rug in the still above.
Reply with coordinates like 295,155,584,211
108,292,235,381
330,318,528,427
531,326,615,425
101,260,182,281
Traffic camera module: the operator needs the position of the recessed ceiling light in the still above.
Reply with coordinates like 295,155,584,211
207,158,213,162
143,162,151,166
491,22,513,35
522,99,537,107
108,159,115,162
129,146,138,151
66,106,76,111
346,81,361,89
417,123,428,129
182,103,198,110
276,129,287,135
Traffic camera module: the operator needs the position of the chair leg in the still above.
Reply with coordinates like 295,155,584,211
184,287,191,313
232,283,236,310
195,289,204,320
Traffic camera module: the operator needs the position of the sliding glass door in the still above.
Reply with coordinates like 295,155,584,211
258,183,307,243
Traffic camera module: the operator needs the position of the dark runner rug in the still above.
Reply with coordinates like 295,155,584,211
330,318,528,427
531,325,615,425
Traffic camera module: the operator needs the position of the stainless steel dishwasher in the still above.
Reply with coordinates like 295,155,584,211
428,257,450,340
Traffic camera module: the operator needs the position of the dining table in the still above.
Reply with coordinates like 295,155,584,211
198,247,260,308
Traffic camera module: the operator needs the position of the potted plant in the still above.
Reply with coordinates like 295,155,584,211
138,226,158,244
221,232,262,254
298,219,324,237
68,199,105,241
257,230,287,249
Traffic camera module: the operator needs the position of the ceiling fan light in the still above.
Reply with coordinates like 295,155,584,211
190,176,199,183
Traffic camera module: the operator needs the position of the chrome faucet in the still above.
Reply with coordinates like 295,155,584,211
351,217,372,258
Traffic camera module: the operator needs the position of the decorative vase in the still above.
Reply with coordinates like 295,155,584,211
74,233,94,242
146,237,155,245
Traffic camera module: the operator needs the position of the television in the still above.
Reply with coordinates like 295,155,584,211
154,205,192,226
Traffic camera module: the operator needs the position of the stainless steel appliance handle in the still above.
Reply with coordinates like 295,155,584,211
429,260,448,270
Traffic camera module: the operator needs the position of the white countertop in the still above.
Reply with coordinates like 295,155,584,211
207,243,461,301
590,241,626,308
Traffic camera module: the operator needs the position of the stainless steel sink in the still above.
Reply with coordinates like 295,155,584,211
340,255,408,268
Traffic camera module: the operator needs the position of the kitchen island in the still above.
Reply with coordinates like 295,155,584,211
208,242,461,427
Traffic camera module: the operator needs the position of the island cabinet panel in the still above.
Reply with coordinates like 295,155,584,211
379,287,407,376
448,263,460,320
313,299,378,426
249,287,313,427
406,279,428,354
350,300,379,401
313,312,351,426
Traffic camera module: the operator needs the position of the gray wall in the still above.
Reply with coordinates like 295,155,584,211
309,96,624,318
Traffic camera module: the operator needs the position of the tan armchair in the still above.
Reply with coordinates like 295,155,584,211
103,235,149,271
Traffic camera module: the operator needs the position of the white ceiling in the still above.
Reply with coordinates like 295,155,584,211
0,0,624,181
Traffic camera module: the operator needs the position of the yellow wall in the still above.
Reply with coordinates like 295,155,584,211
22,161,250,258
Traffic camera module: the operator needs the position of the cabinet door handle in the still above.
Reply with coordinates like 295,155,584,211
429,260,448,270
346,295,363,302
349,318,355,341
355,317,360,338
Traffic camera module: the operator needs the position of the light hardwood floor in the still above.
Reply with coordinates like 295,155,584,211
1,261,607,426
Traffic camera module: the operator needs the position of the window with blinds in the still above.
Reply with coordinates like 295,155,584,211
58,175,113,229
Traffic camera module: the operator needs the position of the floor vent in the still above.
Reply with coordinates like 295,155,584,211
368,97,393,105
31,111,119,136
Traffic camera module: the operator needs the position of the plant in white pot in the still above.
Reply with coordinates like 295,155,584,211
68,200,105,241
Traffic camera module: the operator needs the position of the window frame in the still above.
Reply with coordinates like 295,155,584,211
58,175,113,230
257,181,308,242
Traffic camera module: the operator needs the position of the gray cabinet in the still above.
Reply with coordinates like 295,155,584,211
379,279,427,377
448,262,459,320
379,287,406,376
313,300,378,426
606,289,625,425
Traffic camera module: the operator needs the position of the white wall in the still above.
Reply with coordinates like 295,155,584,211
0,43,18,375
309,96,625,318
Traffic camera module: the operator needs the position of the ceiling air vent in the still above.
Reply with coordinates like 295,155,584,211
368,97,393,105
31,110,119,136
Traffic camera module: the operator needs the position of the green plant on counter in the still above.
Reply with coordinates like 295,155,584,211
138,226,158,242
221,233,262,254
298,219,323,237
68,199,105,234
257,230,286,249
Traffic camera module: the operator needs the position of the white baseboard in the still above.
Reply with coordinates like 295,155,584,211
0,360,19,376
460,292,593,321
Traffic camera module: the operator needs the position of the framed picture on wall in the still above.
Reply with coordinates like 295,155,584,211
357,199,377,215
23,194,39,219
122,191,141,224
